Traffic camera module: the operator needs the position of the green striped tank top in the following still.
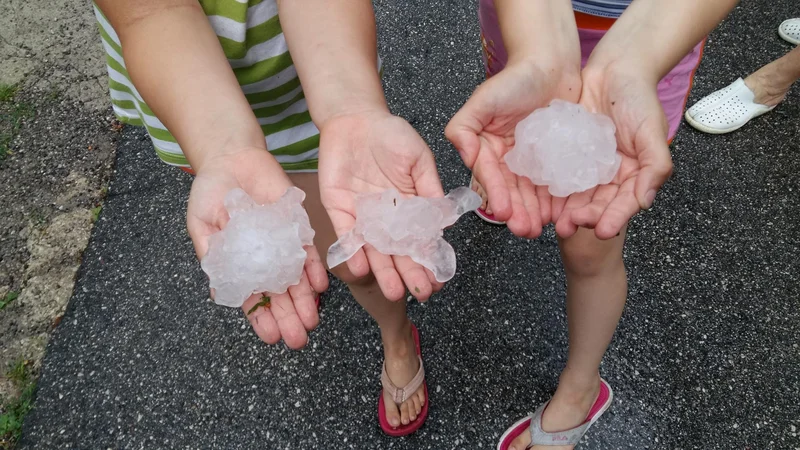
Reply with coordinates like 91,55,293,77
94,0,320,172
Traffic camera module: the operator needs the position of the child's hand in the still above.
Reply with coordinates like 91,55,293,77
553,63,674,240
446,60,581,239
187,148,329,349
318,111,446,302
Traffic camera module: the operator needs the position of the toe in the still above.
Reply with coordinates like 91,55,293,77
406,399,417,422
383,391,401,428
471,177,489,210
400,401,412,425
411,394,422,416
509,431,531,450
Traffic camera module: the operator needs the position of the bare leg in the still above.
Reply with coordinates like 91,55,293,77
290,173,425,428
509,227,627,450
745,45,800,106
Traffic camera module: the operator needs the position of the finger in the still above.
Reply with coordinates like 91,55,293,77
550,194,568,225
472,146,513,221
364,245,406,301
595,181,640,239
410,150,446,199
570,184,618,231
186,217,218,261
554,189,594,238
393,255,433,302
517,177,543,239
242,293,281,345
269,292,309,349
426,268,444,293
536,185,553,225
288,273,320,332
325,208,371,277
445,97,489,169
303,245,329,294
344,249,370,279
633,122,673,209
505,186,531,238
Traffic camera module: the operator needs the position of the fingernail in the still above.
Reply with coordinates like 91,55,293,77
644,190,657,209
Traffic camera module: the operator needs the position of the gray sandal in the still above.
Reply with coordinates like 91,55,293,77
496,378,613,449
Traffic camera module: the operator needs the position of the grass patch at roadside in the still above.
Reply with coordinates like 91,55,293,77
0,85,35,162
0,292,18,311
0,85,18,103
0,359,36,450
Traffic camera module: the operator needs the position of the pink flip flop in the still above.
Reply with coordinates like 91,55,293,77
470,175,506,225
378,324,429,436
497,379,613,449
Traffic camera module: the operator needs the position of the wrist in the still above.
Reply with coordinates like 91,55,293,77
584,47,662,88
311,93,390,131
188,130,269,174
495,0,580,71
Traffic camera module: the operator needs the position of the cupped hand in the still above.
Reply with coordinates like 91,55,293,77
554,63,674,240
187,148,329,349
445,60,581,238
318,111,446,302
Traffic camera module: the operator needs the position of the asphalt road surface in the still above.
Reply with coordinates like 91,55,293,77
20,1,800,448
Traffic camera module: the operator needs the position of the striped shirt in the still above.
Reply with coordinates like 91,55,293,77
94,1,320,172
572,0,633,18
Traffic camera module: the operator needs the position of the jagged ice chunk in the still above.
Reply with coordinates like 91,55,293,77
201,187,314,308
327,187,481,282
505,100,621,197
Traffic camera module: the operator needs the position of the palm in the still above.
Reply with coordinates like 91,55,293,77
187,148,329,349
447,62,581,238
554,67,673,239
318,112,445,301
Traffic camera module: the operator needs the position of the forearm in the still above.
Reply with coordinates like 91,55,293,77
277,0,387,128
589,0,739,83
494,0,580,68
96,1,268,171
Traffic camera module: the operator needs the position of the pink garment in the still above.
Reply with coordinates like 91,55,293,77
478,0,704,141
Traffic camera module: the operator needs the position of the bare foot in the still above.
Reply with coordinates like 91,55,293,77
744,68,792,107
381,321,426,428
470,175,491,214
508,376,600,450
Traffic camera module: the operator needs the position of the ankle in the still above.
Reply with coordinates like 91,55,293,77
380,320,414,356
556,370,601,402
745,71,791,106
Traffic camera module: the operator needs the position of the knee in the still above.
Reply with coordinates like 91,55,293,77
560,230,624,278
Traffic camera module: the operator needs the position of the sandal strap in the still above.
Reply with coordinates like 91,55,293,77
528,401,592,447
380,356,425,405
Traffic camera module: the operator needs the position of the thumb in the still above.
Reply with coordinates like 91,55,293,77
187,217,218,262
445,96,489,169
411,150,446,199
633,120,673,210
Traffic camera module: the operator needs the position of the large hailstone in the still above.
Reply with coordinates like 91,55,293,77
201,187,314,308
505,100,621,197
326,187,481,282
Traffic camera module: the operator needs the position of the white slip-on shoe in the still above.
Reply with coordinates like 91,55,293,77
779,18,800,45
684,78,775,134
